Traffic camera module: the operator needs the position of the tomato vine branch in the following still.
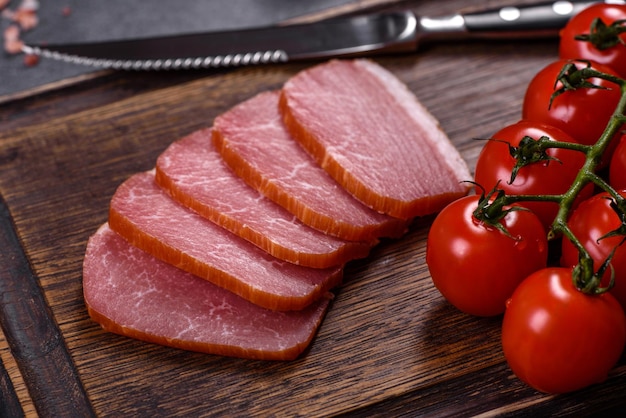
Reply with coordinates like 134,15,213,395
476,61,626,295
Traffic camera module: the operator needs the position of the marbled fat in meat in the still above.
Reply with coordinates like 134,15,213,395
212,91,408,241
280,59,471,219
83,224,331,360
155,128,372,268
108,170,342,311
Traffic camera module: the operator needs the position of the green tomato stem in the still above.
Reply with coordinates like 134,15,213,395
541,140,593,154
552,77,626,232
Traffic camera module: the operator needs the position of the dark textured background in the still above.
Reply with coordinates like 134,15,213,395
0,0,352,98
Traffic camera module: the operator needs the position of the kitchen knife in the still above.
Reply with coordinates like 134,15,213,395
21,1,625,70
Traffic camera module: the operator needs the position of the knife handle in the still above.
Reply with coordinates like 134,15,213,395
462,1,616,36
418,1,624,42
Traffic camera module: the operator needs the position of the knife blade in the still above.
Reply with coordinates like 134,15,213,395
21,1,625,71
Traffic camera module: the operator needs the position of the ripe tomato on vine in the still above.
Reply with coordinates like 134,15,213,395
522,59,622,154
426,2,626,396
426,193,548,317
561,190,626,311
559,3,626,78
502,268,626,394
474,120,593,230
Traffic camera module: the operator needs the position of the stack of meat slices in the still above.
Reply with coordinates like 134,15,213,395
83,59,471,360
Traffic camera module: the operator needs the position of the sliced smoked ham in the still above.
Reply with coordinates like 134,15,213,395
155,128,372,268
82,58,473,360
83,224,331,360
280,59,471,219
108,170,342,311
212,90,408,242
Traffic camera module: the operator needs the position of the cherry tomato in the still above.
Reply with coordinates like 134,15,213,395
609,135,626,190
561,190,626,311
522,59,622,149
474,120,593,230
426,195,548,317
502,267,626,394
559,3,626,78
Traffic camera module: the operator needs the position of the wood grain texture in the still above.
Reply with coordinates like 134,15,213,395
1,0,626,416
0,346,23,418
0,338,36,418
0,195,94,417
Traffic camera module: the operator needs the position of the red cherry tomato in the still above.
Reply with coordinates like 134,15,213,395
502,267,626,394
609,135,626,190
474,120,593,230
522,59,622,149
426,195,548,317
559,3,626,77
561,190,626,311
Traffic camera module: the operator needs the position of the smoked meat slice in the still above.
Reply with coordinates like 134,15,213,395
83,224,331,360
108,170,342,311
155,128,372,268
280,59,471,219
212,91,408,242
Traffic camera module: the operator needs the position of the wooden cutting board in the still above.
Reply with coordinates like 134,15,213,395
1,1,625,416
